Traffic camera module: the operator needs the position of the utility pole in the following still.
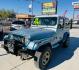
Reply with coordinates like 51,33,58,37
29,0,34,15
31,0,33,15
73,9,75,21
55,0,58,14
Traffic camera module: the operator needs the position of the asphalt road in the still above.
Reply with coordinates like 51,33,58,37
0,29,79,70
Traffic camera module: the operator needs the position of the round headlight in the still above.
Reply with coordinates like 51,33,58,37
10,35,13,39
4,35,9,39
8,34,13,39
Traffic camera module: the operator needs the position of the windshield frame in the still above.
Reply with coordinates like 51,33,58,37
33,17,57,26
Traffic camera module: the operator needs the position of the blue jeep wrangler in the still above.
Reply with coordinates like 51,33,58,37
4,15,70,69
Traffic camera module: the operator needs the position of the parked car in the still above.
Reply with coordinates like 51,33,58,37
4,15,70,69
0,20,11,32
73,20,77,24
11,20,25,30
11,20,31,30
77,20,79,24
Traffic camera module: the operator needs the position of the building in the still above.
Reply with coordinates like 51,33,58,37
16,14,34,20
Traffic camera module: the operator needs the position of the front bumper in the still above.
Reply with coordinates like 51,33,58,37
4,39,36,56
4,39,23,55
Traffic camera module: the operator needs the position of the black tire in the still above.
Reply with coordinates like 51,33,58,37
4,46,10,53
35,46,52,70
62,36,70,48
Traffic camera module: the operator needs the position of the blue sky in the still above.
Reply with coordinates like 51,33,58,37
0,0,79,18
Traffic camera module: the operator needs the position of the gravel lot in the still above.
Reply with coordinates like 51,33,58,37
0,28,79,70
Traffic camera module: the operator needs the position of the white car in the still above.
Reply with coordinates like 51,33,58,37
11,20,25,30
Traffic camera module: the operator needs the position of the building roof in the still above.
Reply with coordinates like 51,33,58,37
35,15,59,18
16,14,34,19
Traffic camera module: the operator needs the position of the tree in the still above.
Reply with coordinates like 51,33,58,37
0,9,16,19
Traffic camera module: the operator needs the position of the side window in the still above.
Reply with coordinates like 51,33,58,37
59,18,64,25
58,18,64,29
64,18,70,28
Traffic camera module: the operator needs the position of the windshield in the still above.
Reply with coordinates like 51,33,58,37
12,21,25,25
33,17,57,26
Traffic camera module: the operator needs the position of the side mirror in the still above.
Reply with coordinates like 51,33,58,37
58,24,63,29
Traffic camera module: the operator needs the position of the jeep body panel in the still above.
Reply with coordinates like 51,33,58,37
4,15,70,53
11,27,55,38
5,27,56,50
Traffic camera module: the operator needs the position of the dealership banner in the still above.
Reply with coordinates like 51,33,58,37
72,2,79,9
42,2,56,15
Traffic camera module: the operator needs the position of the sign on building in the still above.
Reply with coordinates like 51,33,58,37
72,2,79,9
42,2,56,15
72,1,79,20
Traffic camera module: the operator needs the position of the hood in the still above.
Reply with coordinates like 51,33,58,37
10,28,56,41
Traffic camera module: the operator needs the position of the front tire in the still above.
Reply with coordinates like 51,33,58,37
34,46,52,70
